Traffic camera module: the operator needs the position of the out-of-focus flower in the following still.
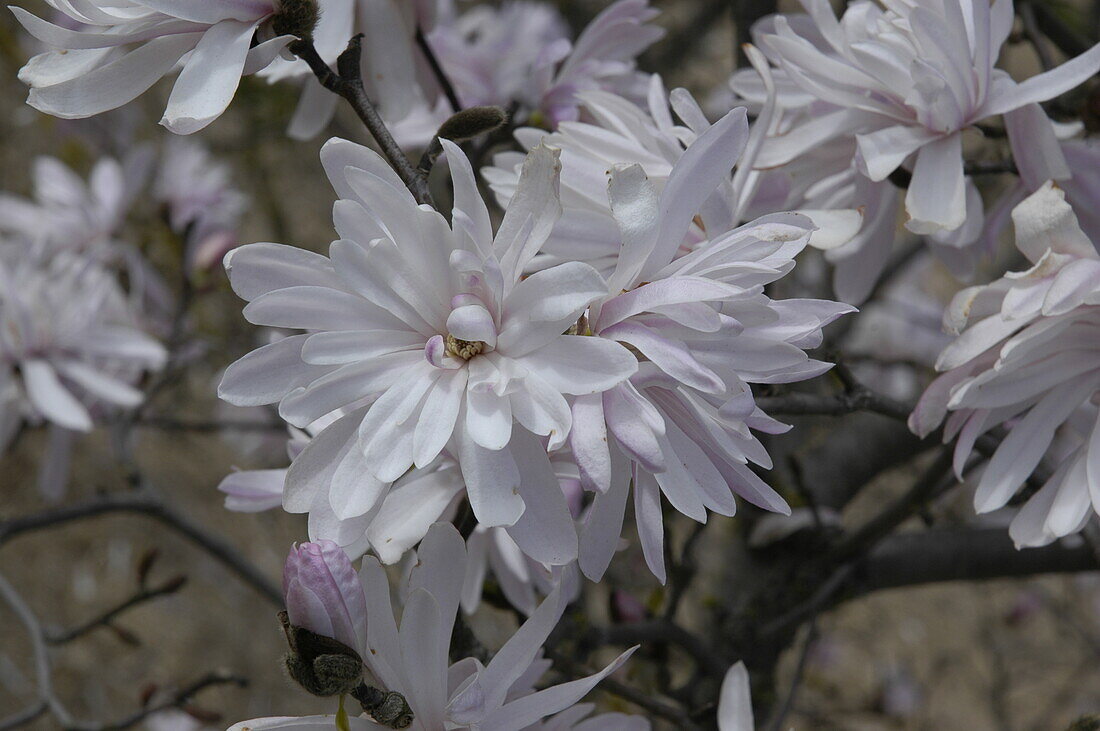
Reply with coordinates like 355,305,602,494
230,524,642,731
424,0,663,130
717,662,754,731
0,155,143,260
12,0,300,133
0,251,165,498
0,252,165,444
218,138,636,568
155,139,247,273
0,153,172,319
911,181,1100,547
283,540,368,653
489,86,852,582
735,0,1100,235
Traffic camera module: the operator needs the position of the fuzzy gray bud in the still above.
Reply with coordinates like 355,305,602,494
279,610,363,697
272,0,319,40
436,106,509,143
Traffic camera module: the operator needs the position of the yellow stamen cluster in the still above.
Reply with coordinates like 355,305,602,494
446,333,485,360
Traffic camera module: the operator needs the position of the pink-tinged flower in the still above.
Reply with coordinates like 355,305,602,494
717,662,754,731
424,0,663,130
231,524,642,731
12,0,296,134
155,139,247,273
490,93,852,582
911,181,1100,547
218,138,636,567
283,540,368,652
734,0,1100,235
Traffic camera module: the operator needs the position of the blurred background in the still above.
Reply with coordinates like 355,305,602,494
2,1,1100,729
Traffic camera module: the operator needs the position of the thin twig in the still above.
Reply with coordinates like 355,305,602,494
765,619,819,731
0,573,73,728
826,449,955,565
587,620,728,678
67,671,248,731
755,387,913,422
415,28,461,112
0,493,281,606
46,576,187,644
291,36,434,207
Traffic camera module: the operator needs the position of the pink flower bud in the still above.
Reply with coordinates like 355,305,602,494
283,541,367,652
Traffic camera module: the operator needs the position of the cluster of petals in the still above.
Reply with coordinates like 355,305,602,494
484,79,853,581
734,0,1100,235
0,250,166,456
12,0,296,133
234,525,643,731
218,137,637,569
222,428,583,616
911,182,1100,548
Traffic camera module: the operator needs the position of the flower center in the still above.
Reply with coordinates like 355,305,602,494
445,333,485,360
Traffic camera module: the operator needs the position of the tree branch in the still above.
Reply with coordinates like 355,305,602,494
587,620,728,679
46,575,187,645
291,36,434,207
0,493,281,606
854,528,1100,595
415,27,461,113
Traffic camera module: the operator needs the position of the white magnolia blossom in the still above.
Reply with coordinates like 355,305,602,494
486,78,853,582
0,154,144,261
13,0,298,133
220,421,583,616
734,0,1100,237
218,137,637,568
155,139,247,272
229,524,642,731
424,0,663,129
0,251,166,499
911,182,1100,547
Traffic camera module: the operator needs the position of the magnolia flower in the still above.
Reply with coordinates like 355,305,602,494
0,155,143,260
911,182,1100,547
218,138,636,567
736,0,1100,235
155,139,247,273
12,0,301,133
424,0,663,130
0,252,165,439
283,540,368,653
218,419,467,562
223,425,582,615
0,251,166,497
229,524,641,731
483,61,862,279
488,78,852,582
